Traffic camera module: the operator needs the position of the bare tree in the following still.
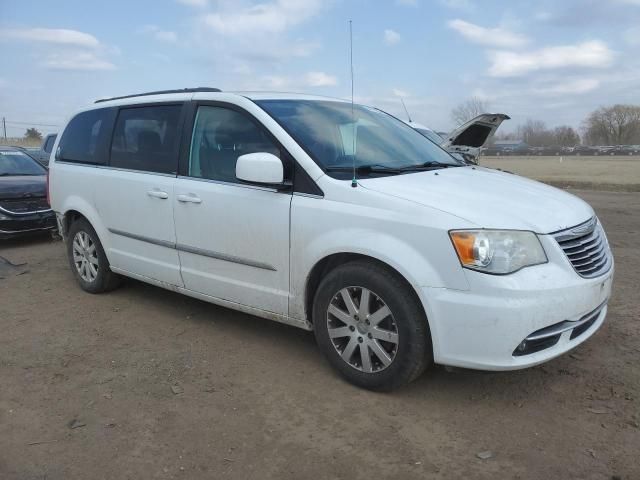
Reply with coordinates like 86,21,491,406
551,126,580,147
451,97,489,125
582,104,640,145
517,119,551,147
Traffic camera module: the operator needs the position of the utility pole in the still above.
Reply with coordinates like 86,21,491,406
2,117,6,140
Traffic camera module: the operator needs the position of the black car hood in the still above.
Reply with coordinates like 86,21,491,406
0,175,47,199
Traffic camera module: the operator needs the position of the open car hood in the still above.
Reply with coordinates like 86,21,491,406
440,113,510,157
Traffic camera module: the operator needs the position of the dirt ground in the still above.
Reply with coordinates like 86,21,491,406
1,189,639,480
482,156,640,192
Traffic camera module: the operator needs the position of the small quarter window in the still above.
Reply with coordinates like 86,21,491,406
188,106,281,184
110,105,182,174
43,134,57,154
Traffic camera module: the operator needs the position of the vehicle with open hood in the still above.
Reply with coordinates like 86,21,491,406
409,113,509,164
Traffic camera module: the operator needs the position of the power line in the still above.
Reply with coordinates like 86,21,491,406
4,120,60,127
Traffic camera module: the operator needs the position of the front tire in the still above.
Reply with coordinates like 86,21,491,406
66,218,121,293
313,260,432,391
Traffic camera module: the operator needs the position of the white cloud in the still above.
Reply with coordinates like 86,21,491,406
305,71,338,87
448,19,529,48
384,29,401,45
140,25,178,43
487,40,614,77
392,88,409,97
532,78,601,96
1,28,100,48
42,52,116,71
203,0,325,36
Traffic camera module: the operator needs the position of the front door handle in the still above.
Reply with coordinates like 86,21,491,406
147,189,169,199
177,193,202,204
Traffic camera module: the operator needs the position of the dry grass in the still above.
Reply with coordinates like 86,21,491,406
481,155,640,192
0,137,41,148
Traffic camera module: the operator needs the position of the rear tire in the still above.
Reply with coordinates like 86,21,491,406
66,218,121,293
313,260,432,391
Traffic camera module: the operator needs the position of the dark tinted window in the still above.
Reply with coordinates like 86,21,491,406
188,106,281,184
58,109,110,164
110,105,182,174
43,134,57,153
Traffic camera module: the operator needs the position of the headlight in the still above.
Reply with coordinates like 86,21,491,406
449,230,547,274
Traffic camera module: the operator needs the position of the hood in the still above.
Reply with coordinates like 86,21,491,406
441,113,509,158
359,166,593,234
0,175,47,200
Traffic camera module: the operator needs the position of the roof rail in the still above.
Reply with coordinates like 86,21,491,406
95,87,222,104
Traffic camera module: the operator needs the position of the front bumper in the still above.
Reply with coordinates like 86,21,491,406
420,235,614,370
0,209,57,239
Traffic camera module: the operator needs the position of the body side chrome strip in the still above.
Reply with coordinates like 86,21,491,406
108,228,176,249
176,243,276,271
108,228,277,271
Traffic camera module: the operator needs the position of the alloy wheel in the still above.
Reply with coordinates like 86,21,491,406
72,231,99,283
326,286,399,373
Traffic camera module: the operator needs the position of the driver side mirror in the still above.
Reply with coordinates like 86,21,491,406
236,152,285,187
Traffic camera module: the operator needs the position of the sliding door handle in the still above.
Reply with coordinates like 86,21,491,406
147,189,169,199
177,193,202,204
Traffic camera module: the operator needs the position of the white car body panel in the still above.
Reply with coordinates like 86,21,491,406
359,166,594,234
49,91,614,370
173,176,291,316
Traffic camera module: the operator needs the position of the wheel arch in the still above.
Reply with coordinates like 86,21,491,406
58,197,111,259
304,252,430,332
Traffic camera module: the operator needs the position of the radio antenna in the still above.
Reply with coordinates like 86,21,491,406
400,98,412,123
349,20,357,188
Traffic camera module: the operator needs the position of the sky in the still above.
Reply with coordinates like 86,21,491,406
1,0,640,138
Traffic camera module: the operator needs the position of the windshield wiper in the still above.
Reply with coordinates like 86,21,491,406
396,161,461,172
325,164,404,175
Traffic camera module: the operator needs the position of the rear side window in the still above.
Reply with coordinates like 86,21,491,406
110,105,182,174
58,109,111,164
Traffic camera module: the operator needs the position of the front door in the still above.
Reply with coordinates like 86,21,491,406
173,104,291,315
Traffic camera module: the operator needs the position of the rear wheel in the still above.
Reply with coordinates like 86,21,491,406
66,218,121,293
313,260,431,391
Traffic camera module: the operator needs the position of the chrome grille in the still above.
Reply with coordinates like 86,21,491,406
0,197,50,215
552,217,612,278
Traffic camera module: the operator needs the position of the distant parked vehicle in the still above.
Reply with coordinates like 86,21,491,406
613,145,640,155
30,133,58,166
572,146,599,156
0,146,56,239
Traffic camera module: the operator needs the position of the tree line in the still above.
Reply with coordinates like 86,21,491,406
451,98,640,147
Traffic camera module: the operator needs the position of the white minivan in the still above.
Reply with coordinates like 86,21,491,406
49,88,614,390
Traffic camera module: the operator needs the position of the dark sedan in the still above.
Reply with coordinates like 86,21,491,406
0,146,56,239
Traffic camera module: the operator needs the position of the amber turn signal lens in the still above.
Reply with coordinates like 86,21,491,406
450,231,476,265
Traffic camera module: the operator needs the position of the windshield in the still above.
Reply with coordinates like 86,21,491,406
256,100,462,178
415,128,444,145
0,150,46,176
